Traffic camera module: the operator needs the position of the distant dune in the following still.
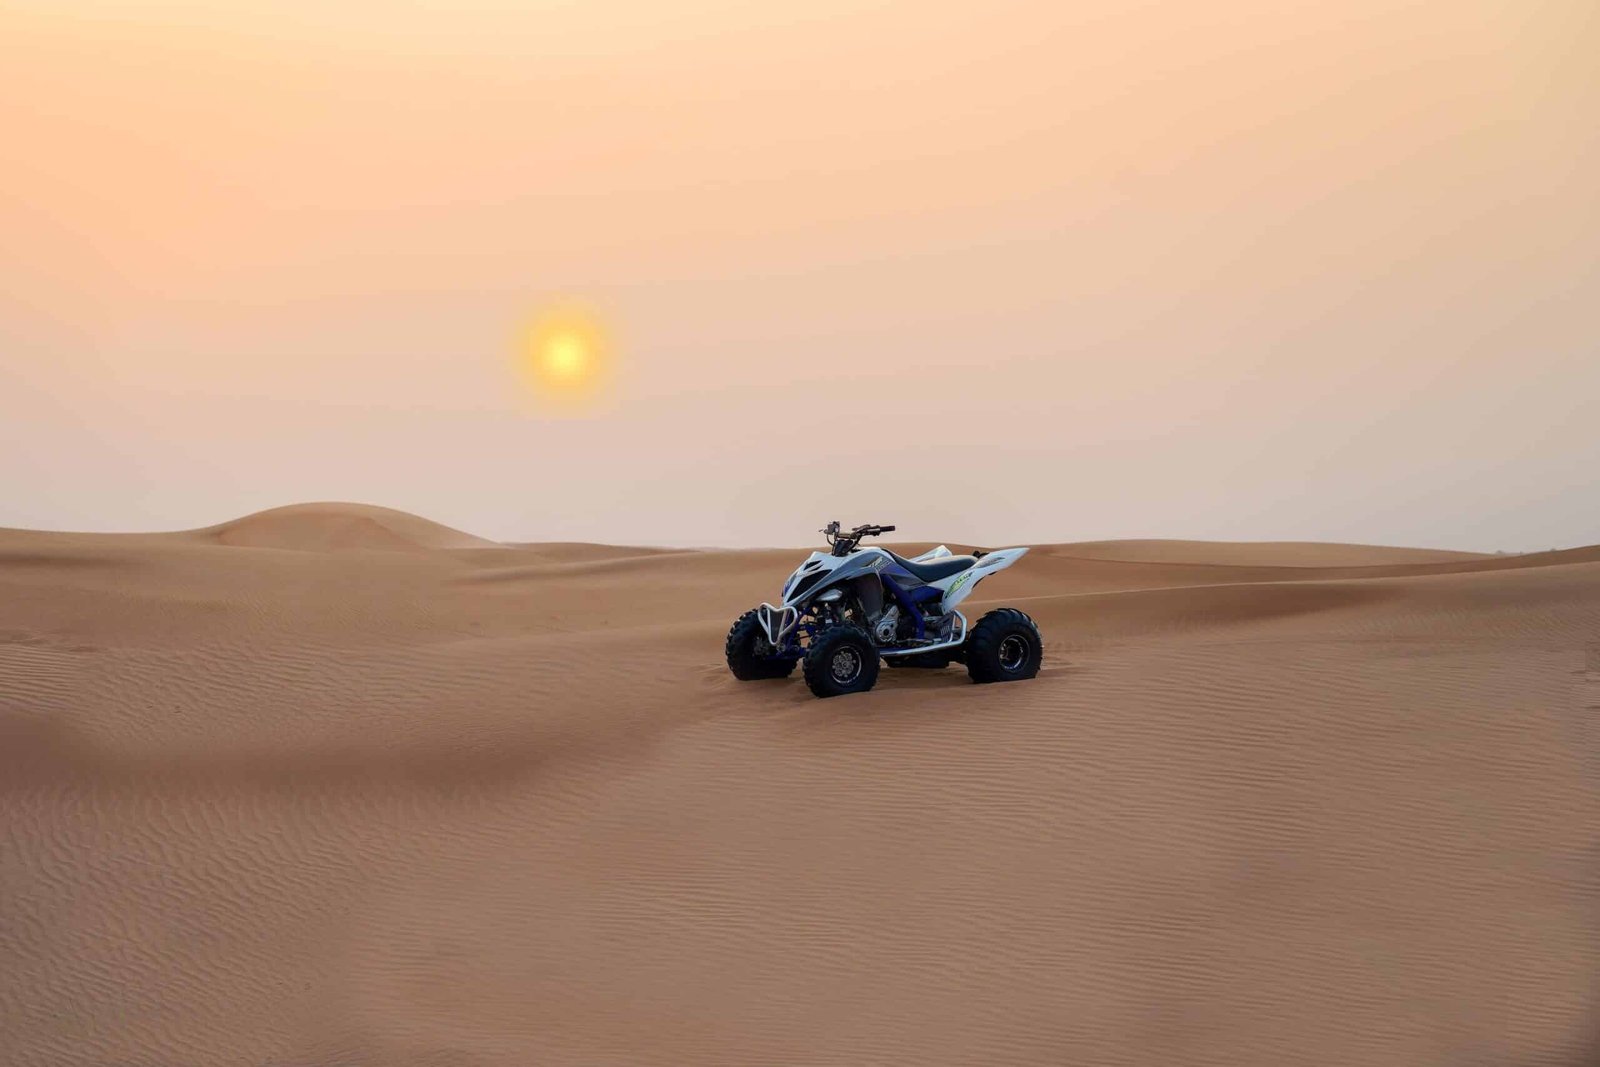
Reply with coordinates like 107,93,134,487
2,505,1596,1066
192,501,499,551
1040,538,1490,567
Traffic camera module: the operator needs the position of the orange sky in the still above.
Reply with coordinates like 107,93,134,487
3,1,1597,548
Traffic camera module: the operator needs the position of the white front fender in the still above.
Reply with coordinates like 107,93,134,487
935,547,1029,613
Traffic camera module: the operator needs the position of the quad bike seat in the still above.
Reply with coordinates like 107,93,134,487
885,551,979,582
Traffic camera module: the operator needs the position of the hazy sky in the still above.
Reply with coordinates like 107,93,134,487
4,1,1597,549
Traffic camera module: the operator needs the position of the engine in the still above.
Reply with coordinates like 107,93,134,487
873,604,900,643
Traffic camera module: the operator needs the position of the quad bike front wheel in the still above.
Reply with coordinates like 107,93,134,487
802,624,880,698
965,608,1043,683
725,609,798,680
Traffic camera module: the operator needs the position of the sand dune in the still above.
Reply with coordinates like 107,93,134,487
1034,538,1491,567
2,506,1597,1066
196,501,499,551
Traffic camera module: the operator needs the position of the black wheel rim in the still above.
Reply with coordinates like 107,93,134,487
830,646,863,684
998,634,1029,672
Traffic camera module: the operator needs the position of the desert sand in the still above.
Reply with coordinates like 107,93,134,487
2,503,1596,1066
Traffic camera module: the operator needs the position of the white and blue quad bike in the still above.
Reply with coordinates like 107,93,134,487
726,521,1044,698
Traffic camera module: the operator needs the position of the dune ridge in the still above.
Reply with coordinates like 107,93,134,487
3,504,1596,1066
193,501,499,551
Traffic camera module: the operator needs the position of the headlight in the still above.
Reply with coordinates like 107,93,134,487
816,588,844,603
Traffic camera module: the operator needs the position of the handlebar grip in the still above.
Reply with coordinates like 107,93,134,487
880,525,896,533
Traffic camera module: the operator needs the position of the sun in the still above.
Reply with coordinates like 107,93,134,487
518,307,612,409
543,331,590,380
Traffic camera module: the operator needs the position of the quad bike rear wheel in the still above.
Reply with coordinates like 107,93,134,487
802,624,880,698
965,608,1043,683
725,609,798,680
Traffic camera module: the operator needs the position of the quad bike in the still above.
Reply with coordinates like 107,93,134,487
725,521,1044,698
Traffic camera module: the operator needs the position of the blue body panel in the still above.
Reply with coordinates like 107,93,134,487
880,573,928,639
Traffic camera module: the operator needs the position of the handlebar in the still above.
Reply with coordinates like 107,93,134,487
821,521,895,555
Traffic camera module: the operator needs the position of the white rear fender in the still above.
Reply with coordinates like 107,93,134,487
935,547,1029,612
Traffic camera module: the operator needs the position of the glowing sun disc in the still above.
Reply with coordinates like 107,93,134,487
518,307,612,408
545,333,588,380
